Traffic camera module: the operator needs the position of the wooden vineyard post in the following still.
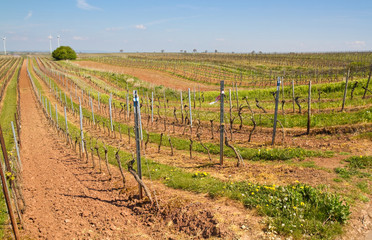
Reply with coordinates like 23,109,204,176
292,79,295,113
307,81,311,135
198,85,201,108
271,77,281,145
0,128,20,240
109,93,113,131
188,88,193,127
163,90,167,115
0,159,20,240
363,65,371,99
220,81,225,165
341,69,350,112
133,90,143,199
151,92,154,123
180,91,184,123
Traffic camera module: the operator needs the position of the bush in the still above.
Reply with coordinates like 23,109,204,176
52,46,77,60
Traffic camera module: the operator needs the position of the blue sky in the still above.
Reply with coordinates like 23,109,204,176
1,0,371,52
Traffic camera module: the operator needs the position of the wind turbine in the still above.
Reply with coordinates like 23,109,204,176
48,34,53,53
2,37,6,55
57,35,60,48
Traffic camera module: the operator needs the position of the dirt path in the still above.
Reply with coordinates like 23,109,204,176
18,59,167,239
74,61,217,91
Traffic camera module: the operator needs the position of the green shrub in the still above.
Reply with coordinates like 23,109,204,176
52,46,77,60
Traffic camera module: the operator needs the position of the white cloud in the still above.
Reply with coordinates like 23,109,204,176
135,24,146,30
24,11,32,20
216,38,225,41
347,40,366,47
73,36,88,41
76,0,100,10
346,40,366,50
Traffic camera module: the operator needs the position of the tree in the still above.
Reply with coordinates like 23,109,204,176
193,49,197,53
52,46,77,60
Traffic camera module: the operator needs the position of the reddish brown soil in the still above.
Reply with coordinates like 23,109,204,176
18,60,267,239
74,61,217,91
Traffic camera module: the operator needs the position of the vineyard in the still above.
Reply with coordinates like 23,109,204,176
0,52,371,239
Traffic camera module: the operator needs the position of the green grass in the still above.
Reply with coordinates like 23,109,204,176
335,156,372,180
333,156,371,205
160,168,349,239
355,132,372,141
345,155,372,169
0,58,22,239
